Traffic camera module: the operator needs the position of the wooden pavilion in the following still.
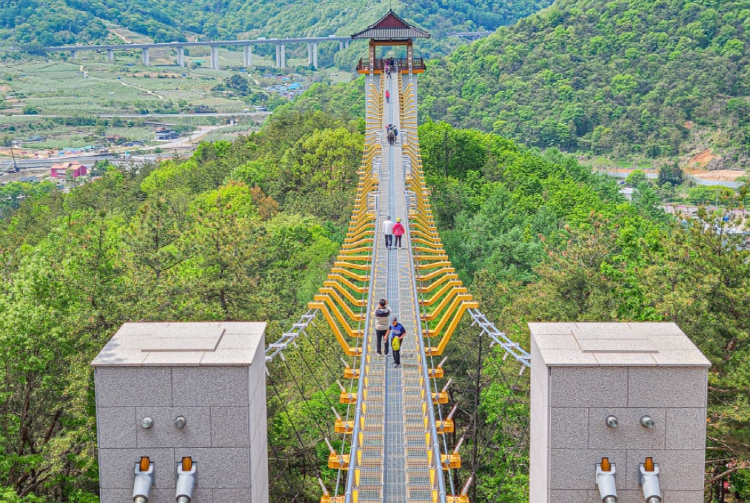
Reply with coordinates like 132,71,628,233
351,11,430,75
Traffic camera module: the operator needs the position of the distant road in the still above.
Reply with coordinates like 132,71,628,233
100,112,271,118
1,124,236,172
0,154,166,174
9,112,272,119
1,155,111,171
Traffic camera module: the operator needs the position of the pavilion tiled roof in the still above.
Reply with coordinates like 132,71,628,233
351,11,430,40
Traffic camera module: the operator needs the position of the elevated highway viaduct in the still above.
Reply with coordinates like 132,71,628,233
44,36,353,70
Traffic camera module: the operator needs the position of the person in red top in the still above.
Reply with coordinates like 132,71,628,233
385,89,390,103
392,217,405,249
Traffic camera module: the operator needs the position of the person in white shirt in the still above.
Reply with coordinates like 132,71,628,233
383,216,394,249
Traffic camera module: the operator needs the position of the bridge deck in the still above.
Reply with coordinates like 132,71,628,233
269,58,529,503
351,73,437,503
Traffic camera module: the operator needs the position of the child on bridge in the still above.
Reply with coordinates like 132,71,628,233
386,316,406,368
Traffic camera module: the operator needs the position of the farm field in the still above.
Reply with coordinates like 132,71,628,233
2,53,353,115
0,54,351,149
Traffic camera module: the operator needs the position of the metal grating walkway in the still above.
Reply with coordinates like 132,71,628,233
275,61,530,503
347,72,441,503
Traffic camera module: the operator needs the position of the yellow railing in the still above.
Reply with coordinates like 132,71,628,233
309,75,382,360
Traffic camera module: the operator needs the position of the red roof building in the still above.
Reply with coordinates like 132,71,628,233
50,162,87,179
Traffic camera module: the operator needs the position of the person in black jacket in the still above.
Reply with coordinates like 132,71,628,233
373,299,391,356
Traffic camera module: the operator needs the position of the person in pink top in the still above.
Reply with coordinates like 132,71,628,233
392,217,405,249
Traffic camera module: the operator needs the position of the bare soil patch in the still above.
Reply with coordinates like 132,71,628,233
688,148,717,167
690,169,746,182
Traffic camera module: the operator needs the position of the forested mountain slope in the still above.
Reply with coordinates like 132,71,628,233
0,69,745,500
419,0,750,166
1,0,553,58
284,80,750,496
0,110,366,502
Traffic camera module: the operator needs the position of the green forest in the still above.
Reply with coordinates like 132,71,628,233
1,99,748,500
1,0,750,498
419,0,750,165
0,0,552,63
0,109,364,502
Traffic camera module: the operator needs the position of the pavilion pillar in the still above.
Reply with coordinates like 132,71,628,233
407,43,413,74
368,41,375,76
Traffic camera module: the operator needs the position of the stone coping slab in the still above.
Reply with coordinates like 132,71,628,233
529,322,710,367
92,322,267,367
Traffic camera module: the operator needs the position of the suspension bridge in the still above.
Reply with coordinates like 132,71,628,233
263,12,530,503
88,11,711,503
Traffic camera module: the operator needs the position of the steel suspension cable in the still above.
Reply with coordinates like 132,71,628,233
281,356,336,440
487,417,531,503
291,336,340,411
266,369,326,495
469,363,528,489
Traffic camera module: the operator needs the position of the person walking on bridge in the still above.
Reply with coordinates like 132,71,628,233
386,316,406,368
385,89,390,103
392,218,405,249
383,216,394,249
373,299,391,356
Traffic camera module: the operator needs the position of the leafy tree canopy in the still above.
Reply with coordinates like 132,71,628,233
0,0,554,61
419,0,750,165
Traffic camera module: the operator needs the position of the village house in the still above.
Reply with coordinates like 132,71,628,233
50,162,87,180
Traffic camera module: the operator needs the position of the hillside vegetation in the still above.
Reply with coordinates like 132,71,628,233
421,123,750,500
1,0,552,62
1,67,748,498
0,110,366,502
420,0,750,166
425,126,750,501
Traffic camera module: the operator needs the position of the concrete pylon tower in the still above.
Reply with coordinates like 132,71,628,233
92,322,269,503
177,47,185,67
529,322,710,503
